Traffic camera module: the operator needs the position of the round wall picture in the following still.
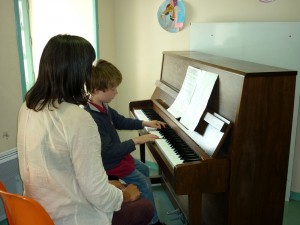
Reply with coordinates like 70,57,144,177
157,0,185,33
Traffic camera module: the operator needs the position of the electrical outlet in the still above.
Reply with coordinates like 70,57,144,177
2,132,9,140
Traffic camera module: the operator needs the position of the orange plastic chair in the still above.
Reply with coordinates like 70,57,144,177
0,181,55,225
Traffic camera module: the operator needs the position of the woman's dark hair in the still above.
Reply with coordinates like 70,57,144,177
25,34,96,111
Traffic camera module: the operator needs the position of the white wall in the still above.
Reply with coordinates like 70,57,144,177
98,0,115,63
189,22,300,198
0,1,23,152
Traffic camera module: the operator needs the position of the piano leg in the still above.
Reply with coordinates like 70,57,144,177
189,192,202,225
139,143,161,184
140,142,146,163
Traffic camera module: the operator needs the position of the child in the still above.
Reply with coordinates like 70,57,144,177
84,59,167,225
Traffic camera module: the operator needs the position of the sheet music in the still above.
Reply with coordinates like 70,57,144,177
167,66,199,118
180,70,218,131
185,126,223,157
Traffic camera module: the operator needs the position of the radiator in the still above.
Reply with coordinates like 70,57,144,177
0,148,23,221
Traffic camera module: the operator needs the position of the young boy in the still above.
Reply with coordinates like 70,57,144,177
84,59,167,225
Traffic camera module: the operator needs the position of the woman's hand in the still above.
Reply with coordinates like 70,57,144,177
109,180,126,190
122,184,141,202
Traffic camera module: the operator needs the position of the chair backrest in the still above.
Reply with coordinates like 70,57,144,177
0,181,55,225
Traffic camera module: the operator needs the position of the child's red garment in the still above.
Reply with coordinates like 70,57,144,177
85,101,143,178
107,154,135,178
89,101,107,114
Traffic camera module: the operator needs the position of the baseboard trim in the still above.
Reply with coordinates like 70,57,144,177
290,191,300,201
0,215,7,223
145,161,158,171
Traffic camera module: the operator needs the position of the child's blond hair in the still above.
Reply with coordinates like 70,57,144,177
90,59,122,93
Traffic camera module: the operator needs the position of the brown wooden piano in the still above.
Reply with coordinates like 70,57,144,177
129,51,297,225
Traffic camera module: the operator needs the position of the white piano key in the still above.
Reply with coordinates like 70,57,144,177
145,127,157,132
134,109,157,131
155,138,184,168
149,130,163,138
134,109,149,121
134,109,184,168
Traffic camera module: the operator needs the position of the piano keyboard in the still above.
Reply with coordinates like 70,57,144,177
134,109,201,167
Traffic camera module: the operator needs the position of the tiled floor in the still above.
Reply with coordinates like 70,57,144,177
1,167,299,225
153,183,300,225
150,164,300,225
283,199,300,225
1,185,299,225
152,184,185,225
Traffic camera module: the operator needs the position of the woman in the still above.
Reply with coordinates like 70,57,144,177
17,34,153,225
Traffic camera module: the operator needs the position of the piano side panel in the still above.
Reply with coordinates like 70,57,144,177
202,193,228,225
228,74,296,225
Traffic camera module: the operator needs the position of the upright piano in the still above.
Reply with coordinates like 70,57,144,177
129,51,297,225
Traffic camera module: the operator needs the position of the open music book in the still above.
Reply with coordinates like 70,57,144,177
167,65,218,131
